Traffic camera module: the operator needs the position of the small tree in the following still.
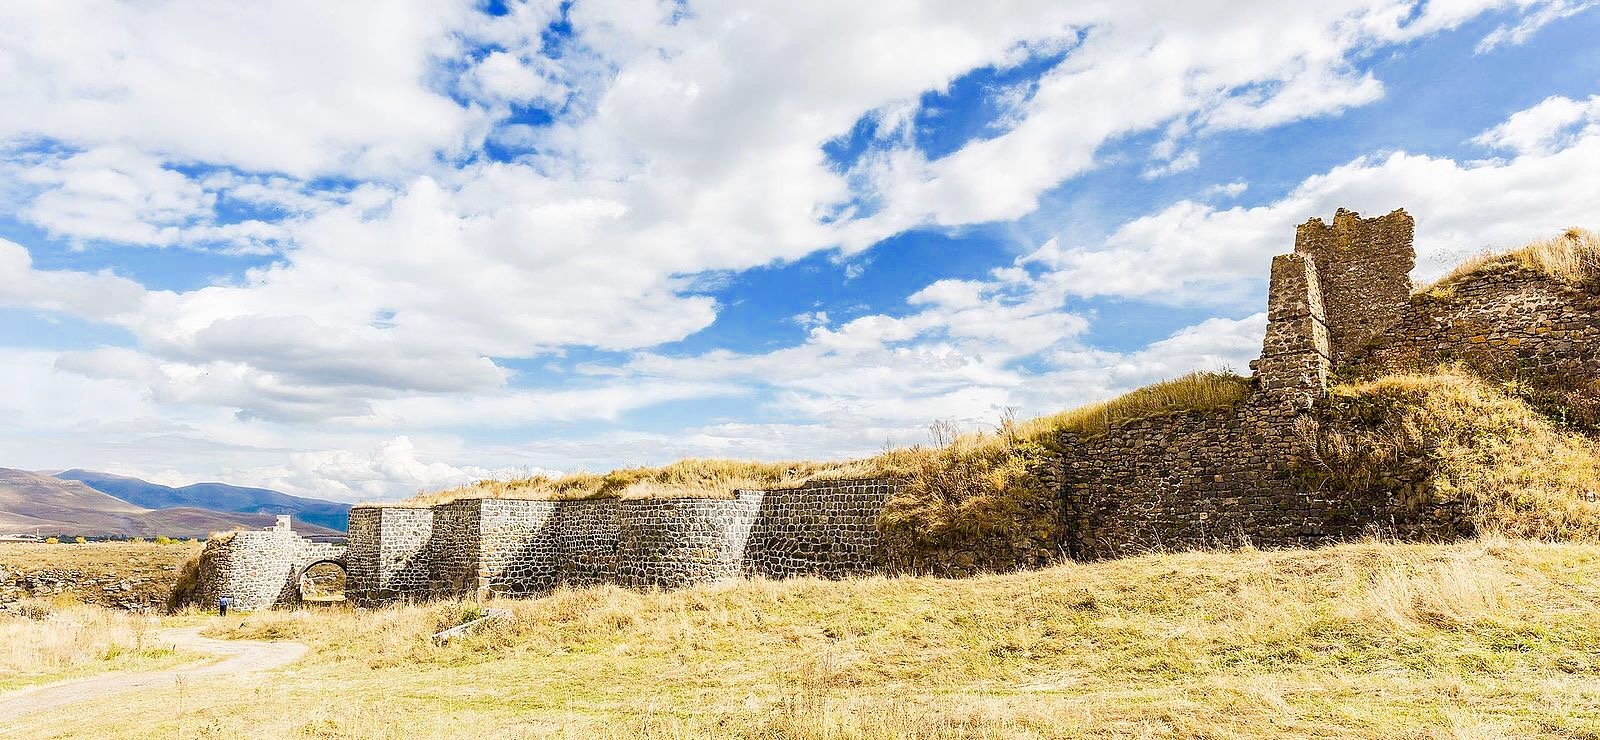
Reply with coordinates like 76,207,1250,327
73,536,86,544
45,537,59,544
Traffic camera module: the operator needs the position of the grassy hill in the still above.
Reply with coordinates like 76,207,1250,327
5,537,1598,737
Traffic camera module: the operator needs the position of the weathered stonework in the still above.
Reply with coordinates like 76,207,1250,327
191,207,1598,606
1354,266,1600,409
1293,208,1416,366
341,481,895,605
194,516,345,611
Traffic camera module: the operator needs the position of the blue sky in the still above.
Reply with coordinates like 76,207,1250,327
0,0,1597,500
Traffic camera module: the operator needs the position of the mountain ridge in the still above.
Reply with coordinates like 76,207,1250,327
0,468,340,539
54,469,350,532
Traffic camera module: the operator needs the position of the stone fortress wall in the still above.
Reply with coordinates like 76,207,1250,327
193,515,345,611
345,480,893,605
195,209,1599,609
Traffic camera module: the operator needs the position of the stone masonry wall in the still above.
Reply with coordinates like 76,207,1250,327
1056,393,1439,560
1354,267,1600,402
1293,208,1415,366
346,507,432,605
344,480,894,603
744,480,893,579
194,516,345,611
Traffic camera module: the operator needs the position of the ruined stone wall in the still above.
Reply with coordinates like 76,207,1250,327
1253,252,1333,405
1353,267,1600,410
194,517,345,611
244,208,1598,603
1293,208,1415,366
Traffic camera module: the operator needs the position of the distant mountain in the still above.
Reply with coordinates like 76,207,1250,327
55,470,350,532
0,468,341,539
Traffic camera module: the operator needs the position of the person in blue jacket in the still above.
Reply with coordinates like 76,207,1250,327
218,595,231,616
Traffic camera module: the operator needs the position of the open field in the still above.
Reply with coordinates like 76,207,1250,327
0,541,203,610
3,537,1599,738
0,599,198,693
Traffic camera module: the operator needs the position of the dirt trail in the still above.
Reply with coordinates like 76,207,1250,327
0,626,305,722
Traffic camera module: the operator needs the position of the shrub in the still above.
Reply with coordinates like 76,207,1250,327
167,554,203,612
72,536,85,544
44,537,59,544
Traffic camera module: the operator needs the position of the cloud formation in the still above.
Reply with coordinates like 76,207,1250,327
0,1,1592,499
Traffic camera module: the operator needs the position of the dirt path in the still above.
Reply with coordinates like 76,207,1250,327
0,626,306,722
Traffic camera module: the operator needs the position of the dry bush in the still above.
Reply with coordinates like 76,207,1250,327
1303,368,1600,540
166,551,203,611
1426,226,1600,293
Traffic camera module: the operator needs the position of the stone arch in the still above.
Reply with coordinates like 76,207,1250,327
298,558,348,603
194,516,348,611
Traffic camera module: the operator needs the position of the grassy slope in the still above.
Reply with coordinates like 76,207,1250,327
1307,369,1600,540
1425,227,1598,295
6,538,1600,738
405,371,1251,507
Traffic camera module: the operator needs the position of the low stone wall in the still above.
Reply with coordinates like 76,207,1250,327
346,480,895,604
194,517,345,611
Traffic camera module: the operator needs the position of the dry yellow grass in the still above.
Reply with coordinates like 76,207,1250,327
1426,227,1600,294
7,538,1600,738
0,597,191,692
1304,368,1600,540
404,371,1251,507
0,541,204,610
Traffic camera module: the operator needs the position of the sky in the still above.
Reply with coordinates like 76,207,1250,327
1,0,1598,502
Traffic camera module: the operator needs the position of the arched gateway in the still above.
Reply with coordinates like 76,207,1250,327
195,516,347,611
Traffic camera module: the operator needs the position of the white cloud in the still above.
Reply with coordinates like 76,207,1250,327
1206,181,1250,198
0,0,483,179
0,238,144,319
1471,94,1600,156
1477,0,1596,51
1023,97,1600,303
0,1,1593,498
236,437,498,502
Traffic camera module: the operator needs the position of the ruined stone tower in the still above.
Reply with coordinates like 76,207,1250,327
1254,208,1416,404
1292,208,1415,366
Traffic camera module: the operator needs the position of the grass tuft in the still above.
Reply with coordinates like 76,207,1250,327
1425,227,1600,294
